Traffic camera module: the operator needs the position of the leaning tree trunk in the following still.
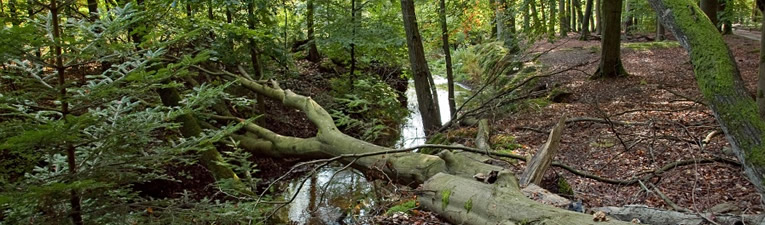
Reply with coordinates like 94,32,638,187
439,0,456,115
649,0,765,204
401,0,442,135
592,0,627,78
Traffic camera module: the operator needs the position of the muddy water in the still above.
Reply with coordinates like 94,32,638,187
277,76,468,224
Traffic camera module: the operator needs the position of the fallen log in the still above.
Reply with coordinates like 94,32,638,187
593,205,765,225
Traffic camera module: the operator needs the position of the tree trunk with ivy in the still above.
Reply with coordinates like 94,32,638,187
649,0,765,204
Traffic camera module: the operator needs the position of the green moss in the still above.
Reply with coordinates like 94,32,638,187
557,177,574,196
464,197,473,214
622,41,681,50
385,200,417,215
661,0,765,168
491,134,523,150
441,189,451,211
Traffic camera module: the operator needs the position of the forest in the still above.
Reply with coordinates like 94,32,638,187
3,0,765,224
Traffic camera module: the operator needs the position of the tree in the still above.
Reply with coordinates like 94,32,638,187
700,0,719,30
439,0,456,115
306,0,321,62
559,0,568,36
592,0,627,78
758,2,765,120
400,0,441,134
580,0,593,40
649,0,765,205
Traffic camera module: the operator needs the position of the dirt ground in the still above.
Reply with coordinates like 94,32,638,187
494,32,764,213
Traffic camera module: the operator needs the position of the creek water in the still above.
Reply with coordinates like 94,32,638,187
275,76,468,225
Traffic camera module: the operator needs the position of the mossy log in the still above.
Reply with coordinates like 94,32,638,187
649,0,765,201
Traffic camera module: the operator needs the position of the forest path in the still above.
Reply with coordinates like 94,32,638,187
733,28,761,41
479,35,764,212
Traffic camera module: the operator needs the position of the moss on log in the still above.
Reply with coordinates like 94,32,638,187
648,0,765,200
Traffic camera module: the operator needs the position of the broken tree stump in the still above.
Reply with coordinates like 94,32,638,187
519,116,567,187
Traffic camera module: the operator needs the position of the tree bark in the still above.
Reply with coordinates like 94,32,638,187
624,0,634,34
306,0,321,63
87,0,98,21
519,116,566,186
400,0,442,135
595,0,602,35
439,0,456,116
656,17,665,41
350,0,357,78
573,0,583,31
592,0,627,78
580,0,593,40
700,0,719,30
549,0,557,36
246,0,264,79
559,0,568,37
759,13,765,120
648,0,765,204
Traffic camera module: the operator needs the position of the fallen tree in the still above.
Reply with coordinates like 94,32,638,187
649,0,765,203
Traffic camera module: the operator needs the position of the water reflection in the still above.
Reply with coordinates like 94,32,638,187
279,166,375,225
397,76,470,148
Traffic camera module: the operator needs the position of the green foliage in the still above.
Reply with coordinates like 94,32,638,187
329,74,408,143
557,176,574,196
385,199,418,215
464,197,473,214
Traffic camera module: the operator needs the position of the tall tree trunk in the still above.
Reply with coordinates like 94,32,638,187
719,0,732,34
558,0,569,37
225,6,232,23
8,0,18,26
700,0,718,30
350,0,357,78
50,0,83,224
592,0,627,78
400,0,442,135
595,0,602,34
490,0,497,38
207,0,213,20
541,0,547,32
86,0,98,21
530,0,541,33
306,0,321,62
523,3,531,31
440,0,456,116
549,0,557,36
758,7,765,120
624,0,634,34
649,0,765,204
574,0,583,31
580,0,593,40
246,1,264,79
569,0,576,31
656,17,665,41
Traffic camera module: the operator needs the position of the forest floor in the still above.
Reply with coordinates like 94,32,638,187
485,32,764,214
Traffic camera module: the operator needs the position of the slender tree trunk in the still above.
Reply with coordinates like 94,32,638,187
86,0,98,21
400,0,442,134
569,0,575,31
225,6,232,23
595,0,602,34
523,3,531,31
530,0,541,33
186,2,193,17
758,10,765,120
656,15,665,41
541,0,547,31
306,0,321,62
549,0,557,36
207,0,213,20
246,1,264,79
440,0,456,116
497,0,505,40
559,0,568,36
51,0,83,224
700,0,718,30
593,0,627,78
580,0,593,40
350,0,357,78
624,0,633,34
490,0,497,38
719,0,732,34
574,0,583,31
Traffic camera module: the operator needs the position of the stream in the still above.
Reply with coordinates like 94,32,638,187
275,76,469,225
